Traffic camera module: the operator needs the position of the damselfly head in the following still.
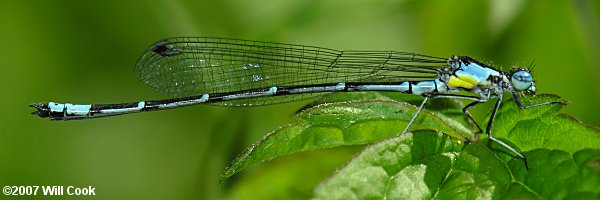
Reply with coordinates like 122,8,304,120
509,68,536,93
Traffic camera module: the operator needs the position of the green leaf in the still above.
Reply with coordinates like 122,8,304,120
310,92,476,135
223,147,363,200
222,92,600,199
490,94,600,154
312,94,600,199
314,131,465,200
221,93,472,182
314,132,600,200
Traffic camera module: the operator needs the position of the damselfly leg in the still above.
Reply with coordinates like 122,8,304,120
427,93,485,138
402,92,566,169
511,92,566,109
401,96,429,135
462,101,484,135
485,93,525,157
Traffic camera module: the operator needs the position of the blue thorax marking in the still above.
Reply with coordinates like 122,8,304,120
455,61,501,84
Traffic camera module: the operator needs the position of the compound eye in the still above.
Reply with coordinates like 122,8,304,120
511,71,533,91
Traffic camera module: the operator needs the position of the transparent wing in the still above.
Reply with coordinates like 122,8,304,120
135,37,448,106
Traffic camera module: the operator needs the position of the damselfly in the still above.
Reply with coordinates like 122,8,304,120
30,37,563,160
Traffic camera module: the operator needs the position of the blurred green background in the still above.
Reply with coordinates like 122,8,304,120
1,0,598,199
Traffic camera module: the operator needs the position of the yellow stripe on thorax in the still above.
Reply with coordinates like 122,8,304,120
447,76,475,89
456,74,479,85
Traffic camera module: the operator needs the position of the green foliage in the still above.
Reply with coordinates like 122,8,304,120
223,93,600,199
7,1,600,199
492,95,600,154
221,92,473,182
315,132,600,199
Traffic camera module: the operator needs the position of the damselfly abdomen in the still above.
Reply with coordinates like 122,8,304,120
30,37,564,160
